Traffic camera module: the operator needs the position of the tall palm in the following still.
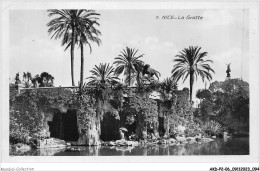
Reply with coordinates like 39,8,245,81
113,47,144,86
87,63,119,86
23,72,27,82
47,10,98,86
61,10,101,88
171,46,215,103
26,72,32,82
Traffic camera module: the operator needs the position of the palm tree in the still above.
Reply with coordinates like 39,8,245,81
60,10,102,88
22,72,27,82
15,73,21,84
113,47,144,86
47,10,76,86
171,46,215,103
47,10,101,86
26,72,32,82
160,77,178,99
87,63,119,86
78,13,101,88
47,10,92,86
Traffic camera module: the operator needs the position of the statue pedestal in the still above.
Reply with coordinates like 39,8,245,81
225,77,231,81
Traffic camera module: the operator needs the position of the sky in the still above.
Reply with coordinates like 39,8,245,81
9,9,249,102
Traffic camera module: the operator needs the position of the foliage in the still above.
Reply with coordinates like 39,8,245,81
123,94,158,125
80,82,126,120
13,72,55,88
15,73,21,84
202,120,222,136
113,47,144,86
47,10,101,86
171,46,215,102
160,87,195,135
10,111,31,144
199,79,249,133
86,63,119,86
196,89,212,100
10,91,47,144
9,84,18,106
184,122,203,137
135,79,161,96
158,77,178,101
38,72,54,87
9,87,95,143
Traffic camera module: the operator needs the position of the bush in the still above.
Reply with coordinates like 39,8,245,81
184,122,203,137
202,120,222,136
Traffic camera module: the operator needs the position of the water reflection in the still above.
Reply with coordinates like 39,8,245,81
10,138,249,156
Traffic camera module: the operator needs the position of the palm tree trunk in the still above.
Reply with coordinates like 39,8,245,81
137,71,140,86
70,27,75,86
80,42,84,89
128,67,131,86
189,71,194,104
165,113,169,136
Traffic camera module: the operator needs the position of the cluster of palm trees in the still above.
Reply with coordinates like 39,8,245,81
86,47,161,88
47,9,215,103
15,72,54,88
85,46,215,104
14,72,32,86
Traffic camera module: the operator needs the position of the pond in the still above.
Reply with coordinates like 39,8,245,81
10,138,249,156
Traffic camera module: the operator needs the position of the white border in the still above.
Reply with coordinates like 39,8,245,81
1,0,259,167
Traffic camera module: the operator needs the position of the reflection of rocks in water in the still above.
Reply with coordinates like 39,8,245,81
10,138,249,156
10,147,66,156
159,145,170,155
147,145,159,155
176,145,186,155
88,146,100,156
115,146,134,153
37,148,66,156
10,148,31,156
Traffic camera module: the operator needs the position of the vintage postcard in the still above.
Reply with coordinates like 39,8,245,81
1,0,259,171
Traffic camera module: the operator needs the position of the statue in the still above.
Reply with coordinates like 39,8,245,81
142,64,160,80
226,63,231,78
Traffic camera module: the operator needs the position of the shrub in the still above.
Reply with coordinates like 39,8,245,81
202,120,222,136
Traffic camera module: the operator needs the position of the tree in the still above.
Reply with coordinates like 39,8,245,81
157,77,178,136
23,72,27,82
20,72,32,88
123,94,159,140
26,72,32,82
59,10,102,88
199,79,249,133
15,73,21,84
159,77,178,100
113,47,144,86
47,10,99,86
86,63,119,86
29,72,55,88
79,63,121,145
171,46,215,103
40,72,54,87
196,89,212,100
